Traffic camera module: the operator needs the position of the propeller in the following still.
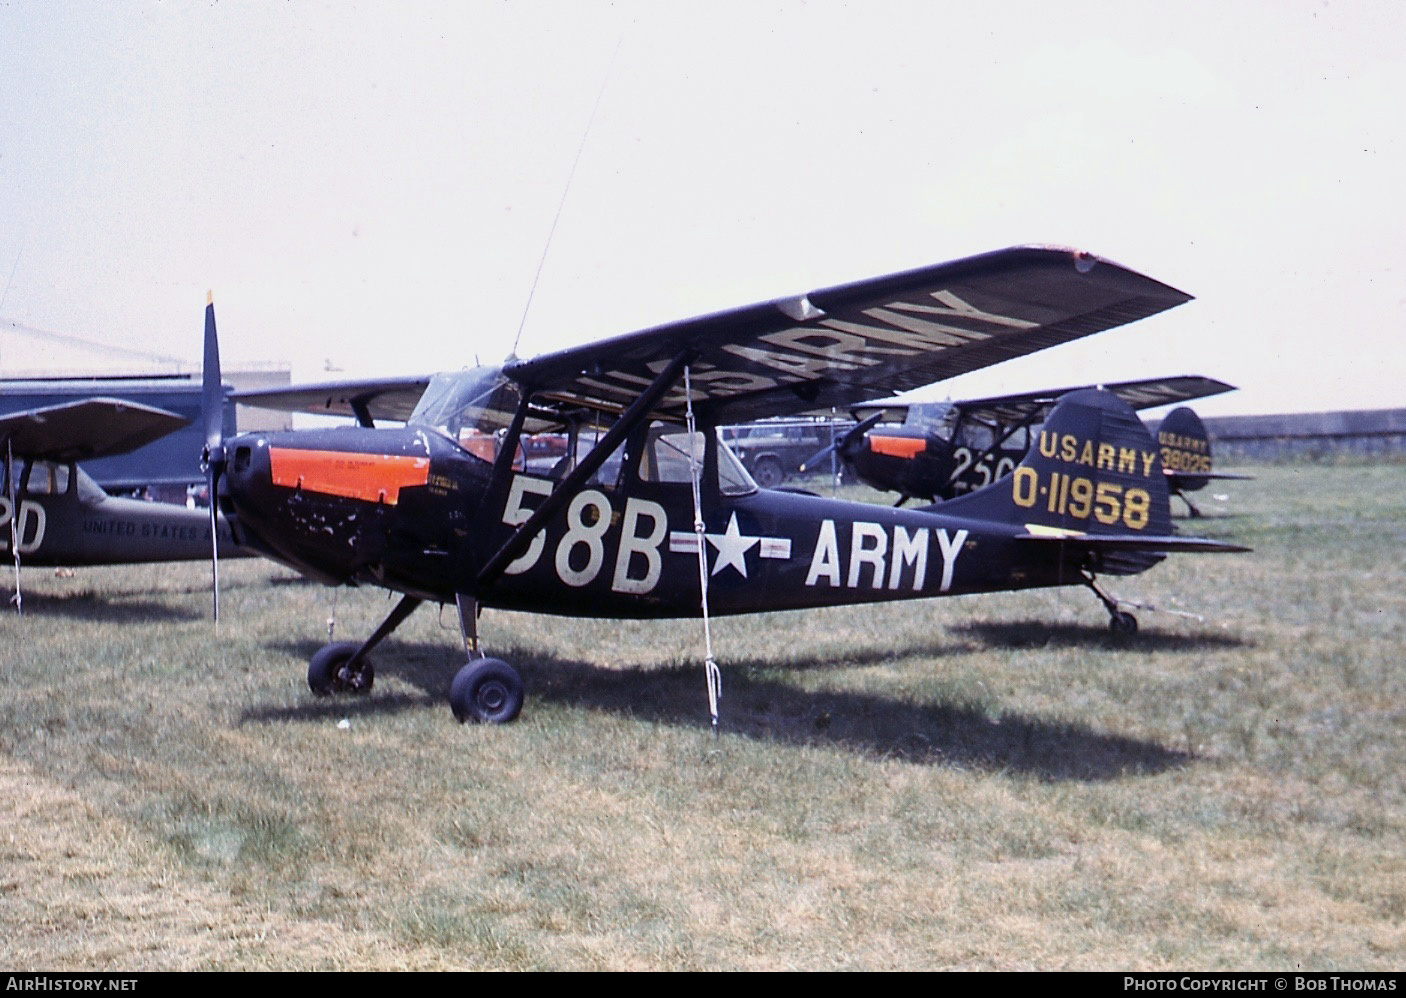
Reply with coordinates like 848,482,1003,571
200,293,225,625
799,412,883,474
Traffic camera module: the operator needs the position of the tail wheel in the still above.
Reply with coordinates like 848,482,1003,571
450,658,524,724
308,640,375,695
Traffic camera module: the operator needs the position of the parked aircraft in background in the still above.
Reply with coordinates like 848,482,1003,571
0,396,247,612
804,376,1239,506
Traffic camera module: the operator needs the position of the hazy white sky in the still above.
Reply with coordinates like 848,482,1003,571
1,0,1402,416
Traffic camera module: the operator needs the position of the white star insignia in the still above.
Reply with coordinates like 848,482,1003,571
705,512,760,578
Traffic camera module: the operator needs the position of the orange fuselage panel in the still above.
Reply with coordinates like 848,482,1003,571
269,448,430,505
867,435,927,460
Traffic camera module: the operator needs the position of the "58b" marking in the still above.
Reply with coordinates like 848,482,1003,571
500,476,668,594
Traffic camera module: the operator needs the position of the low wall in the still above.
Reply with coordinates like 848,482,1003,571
1197,409,1406,460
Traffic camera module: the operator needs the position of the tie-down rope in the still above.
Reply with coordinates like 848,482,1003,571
683,367,722,734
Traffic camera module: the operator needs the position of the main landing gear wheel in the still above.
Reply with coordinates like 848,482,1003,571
449,658,524,724
1109,611,1139,636
308,640,375,696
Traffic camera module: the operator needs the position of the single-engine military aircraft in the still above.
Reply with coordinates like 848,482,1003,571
803,376,1238,505
0,396,247,612
203,246,1249,725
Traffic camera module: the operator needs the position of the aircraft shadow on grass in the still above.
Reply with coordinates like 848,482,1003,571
0,571,299,624
4,588,200,624
243,636,1190,782
949,619,1253,652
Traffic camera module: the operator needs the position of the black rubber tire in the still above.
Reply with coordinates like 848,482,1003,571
449,658,524,724
752,456,785,489
308,640,375,696
1109,611,1138,636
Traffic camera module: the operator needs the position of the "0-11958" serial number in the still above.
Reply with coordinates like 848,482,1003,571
1011,467,1151,530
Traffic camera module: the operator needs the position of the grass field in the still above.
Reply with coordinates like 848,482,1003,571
2,463,1403,970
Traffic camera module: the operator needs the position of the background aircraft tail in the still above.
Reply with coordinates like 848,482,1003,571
1157,405,1213,490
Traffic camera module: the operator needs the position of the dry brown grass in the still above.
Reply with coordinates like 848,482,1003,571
1,462,1402,970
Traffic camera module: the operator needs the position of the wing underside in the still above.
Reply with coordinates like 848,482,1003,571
0,398,190,462
505,246,1193,425
233,376,433,425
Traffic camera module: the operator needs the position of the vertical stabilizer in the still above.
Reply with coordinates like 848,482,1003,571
1157,406,1213,489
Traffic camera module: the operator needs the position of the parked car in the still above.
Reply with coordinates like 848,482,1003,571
721,418,854,488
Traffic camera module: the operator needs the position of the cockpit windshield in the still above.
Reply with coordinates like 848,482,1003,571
907,401,959,441
409,368,523,464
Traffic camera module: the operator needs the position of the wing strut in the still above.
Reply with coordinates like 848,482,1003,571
682,366,722,736
475,350,692,591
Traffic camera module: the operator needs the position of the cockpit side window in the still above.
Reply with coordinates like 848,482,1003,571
22,461,71,496
909,401,959,441
636,422,756,496
957,422,995,451
5,459,71,496
638,425,702,484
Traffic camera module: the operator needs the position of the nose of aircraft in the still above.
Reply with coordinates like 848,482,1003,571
216,425,441,587
218,430,363,585
218,431,272,541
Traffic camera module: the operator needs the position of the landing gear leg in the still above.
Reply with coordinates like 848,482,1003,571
448,594,524,724
308,593,422,695
1174,489,1204,518
1082,571,1138,635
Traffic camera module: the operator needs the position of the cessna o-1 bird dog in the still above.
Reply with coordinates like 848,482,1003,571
803,375,1240,507
205,246,1248,726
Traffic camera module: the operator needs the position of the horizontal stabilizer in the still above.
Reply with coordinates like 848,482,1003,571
1018,528,1250,554
1167,471,1255,484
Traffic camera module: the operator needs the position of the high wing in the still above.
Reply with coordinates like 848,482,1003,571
852,375,1235,427
504,246,1192,424
232,376,433,426
949,375,1234,426
0,398,189,462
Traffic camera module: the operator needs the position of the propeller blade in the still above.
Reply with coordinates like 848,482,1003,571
208,479,220,625
201,294,225,625
799,412,882,472
798,440,839,474
202,295,224,455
